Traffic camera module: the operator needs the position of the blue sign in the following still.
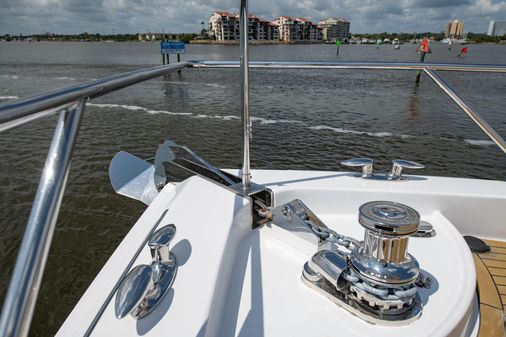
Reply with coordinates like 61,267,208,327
161,41,185,55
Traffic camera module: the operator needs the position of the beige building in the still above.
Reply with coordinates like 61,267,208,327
445,20,465,38
273,16,322,42
208,11,279,41
209,11,239,41
318,18,350,42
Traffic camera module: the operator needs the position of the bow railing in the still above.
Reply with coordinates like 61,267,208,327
0,58,505,337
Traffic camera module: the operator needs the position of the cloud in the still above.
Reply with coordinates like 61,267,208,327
468,0,506,14
407,0,471,8
0,0,505,34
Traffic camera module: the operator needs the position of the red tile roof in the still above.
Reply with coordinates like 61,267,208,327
295,17,311,23
214,11,235,17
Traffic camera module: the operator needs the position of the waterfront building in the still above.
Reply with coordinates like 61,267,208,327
208,11,279,41
209,11,239,41
318,18,350,42
138,33,164,41
259,19,279,40
138,33,180,41
445,20,465,39
274,16,322,42
487,20,506,36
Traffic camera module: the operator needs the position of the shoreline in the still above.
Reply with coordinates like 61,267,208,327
189,39,325,45
1,39,505,45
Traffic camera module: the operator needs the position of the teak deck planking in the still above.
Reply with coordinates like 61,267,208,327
475,238,506,337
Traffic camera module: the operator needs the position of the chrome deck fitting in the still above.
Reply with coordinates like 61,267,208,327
115,224,178,319
268,199,431,325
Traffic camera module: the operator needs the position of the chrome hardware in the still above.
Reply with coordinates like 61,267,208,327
271,199,332,247
269,199,360,250
268,199,427,325
115,224,177,319
109,151,159,205
416,273,433,289
115,265,153,319
157,139,273,228
240,0,252,192
341,158,373,178
413,220,436,238
149,223,176,263
387,159,425,181
352,201,421,285
307,250,348,289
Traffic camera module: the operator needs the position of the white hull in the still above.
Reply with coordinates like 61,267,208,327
56,170,506,337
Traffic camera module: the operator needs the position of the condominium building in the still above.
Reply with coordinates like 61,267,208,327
318,18,350,42
208,11,279,41
209,11,239,41
445,20,465,38
274,16,322,42
259,19,279,40
487,20,506,36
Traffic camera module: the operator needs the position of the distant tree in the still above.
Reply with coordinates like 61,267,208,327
180,33,197,43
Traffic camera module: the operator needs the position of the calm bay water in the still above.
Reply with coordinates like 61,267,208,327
0,41,505,336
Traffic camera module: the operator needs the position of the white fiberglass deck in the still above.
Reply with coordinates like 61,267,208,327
57,170,506,337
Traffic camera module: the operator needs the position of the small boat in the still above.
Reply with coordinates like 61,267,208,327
1,1,506,337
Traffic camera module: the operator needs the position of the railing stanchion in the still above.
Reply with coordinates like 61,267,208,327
0,101,85,337
240,0,251,193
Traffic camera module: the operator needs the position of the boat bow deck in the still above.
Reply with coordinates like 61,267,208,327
474,239,506,337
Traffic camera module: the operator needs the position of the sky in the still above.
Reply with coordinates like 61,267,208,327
0,0,506,35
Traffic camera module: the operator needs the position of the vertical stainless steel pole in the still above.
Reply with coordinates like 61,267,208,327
240,0,251,192
0,101,85,337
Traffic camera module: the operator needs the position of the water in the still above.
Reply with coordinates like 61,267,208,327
0,41,505,336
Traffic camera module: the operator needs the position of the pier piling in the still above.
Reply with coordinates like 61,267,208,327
415,52,426,84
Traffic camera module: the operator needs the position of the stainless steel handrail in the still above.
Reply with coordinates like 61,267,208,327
424,68,506,153
0,62,189,132
189,60,506,154
1,57,506,337
2,61,506,129
0,102,85,337
0,63,190,337
189,60,506,72
2,61,506,130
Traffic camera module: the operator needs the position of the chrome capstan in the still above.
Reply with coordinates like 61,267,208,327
266,199,431,325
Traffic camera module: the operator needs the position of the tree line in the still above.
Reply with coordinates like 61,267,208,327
0,33,199,43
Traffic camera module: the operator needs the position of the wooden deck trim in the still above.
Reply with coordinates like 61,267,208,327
474,239,506,337
479,304,505,337
474,255,503,309
493,276,506,286
483,239,506,249
483,259,506,269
